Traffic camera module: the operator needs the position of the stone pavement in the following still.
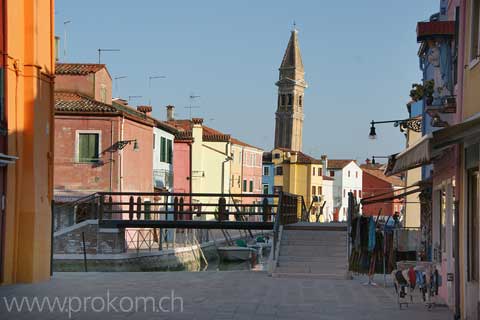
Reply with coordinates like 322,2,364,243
0,271,452,319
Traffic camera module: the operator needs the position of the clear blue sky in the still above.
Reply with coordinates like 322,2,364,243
55,0,438,162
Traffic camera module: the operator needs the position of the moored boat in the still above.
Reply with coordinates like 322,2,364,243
217,246,257,262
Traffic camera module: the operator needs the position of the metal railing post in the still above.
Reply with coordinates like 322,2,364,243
99,195,104,222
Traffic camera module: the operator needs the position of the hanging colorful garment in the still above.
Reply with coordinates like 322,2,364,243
368,217,376,252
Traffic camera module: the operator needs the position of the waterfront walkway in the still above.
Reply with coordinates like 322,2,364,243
0,271,452,319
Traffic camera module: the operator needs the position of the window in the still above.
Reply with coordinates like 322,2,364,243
249,180,254,192
359,190,362,198
470,0,480,62
329,170,335,177
243,179,247,192
355,171,358,178
318,187,322,195
318,168,321,176
281,94,286,106
312,186,316,195
313,167,316,176
348,170,350,177
273,186,283,194
263,166,270,176
299,95,302,107
274,153,280,159
160,137,166,162
78,133,99,163
287,94,293,105
167,139,173,164
263,184,269,195
275,166,283,176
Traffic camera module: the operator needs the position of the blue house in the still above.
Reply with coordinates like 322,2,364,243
262,152,274,202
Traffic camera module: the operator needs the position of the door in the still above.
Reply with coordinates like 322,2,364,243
466,169,479,319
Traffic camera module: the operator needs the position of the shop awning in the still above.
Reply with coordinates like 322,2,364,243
385,134,432,176
432,114,480,150
385,114,480,176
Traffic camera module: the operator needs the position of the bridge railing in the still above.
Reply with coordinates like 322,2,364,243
94,191,299,229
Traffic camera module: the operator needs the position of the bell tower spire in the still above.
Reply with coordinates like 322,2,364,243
274,27,307,152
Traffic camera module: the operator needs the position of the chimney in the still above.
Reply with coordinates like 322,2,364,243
192,118,203,143
365,158,371,165
321,154,328,175
137,105,152,117
166,105,175,121
55,36,60,62
289,152,297,163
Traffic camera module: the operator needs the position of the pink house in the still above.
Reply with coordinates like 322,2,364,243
54,63,154,206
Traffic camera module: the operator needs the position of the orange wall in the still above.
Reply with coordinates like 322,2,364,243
1,0,55,284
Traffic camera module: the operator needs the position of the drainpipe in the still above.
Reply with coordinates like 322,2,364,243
120,115,125,193
109,120,113,192
221,157,232,196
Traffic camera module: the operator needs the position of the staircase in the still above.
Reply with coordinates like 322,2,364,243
272,223,349,279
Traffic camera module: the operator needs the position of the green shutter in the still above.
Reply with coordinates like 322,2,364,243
160,137,166,162
167,139,173,164
249,180,253,192
79,133,99,162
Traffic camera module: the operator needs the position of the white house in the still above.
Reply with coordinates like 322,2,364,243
326,159,363,221
321,175,334,222
152,121,176,191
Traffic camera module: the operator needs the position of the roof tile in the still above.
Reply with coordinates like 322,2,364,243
56,63,106,75
55,92,117,113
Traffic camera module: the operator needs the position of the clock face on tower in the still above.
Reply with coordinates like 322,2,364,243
274,29,307,152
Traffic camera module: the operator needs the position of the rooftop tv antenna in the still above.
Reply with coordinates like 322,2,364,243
185,94,200,119
98,48,120,64
63,20,71,59
114,76,127,97
128,95,142,104
148,75,167,105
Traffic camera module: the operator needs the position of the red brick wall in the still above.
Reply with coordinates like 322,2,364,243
362,171,395,216
54,115,120,193
54,115,154,195
55,74,95,98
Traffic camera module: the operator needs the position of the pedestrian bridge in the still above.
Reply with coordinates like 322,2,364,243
90,192,299,230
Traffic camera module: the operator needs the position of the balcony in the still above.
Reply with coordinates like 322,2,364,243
417,21,455,42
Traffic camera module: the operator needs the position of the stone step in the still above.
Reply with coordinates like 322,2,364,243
279,250,346,259
278,255,347,263
282,230,346,238
277,260,346,270
281,239,346,247
272,270,349,280
279,246,346,257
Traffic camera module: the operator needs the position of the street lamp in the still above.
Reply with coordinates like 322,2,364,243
368,118,422,139
369,121,377,139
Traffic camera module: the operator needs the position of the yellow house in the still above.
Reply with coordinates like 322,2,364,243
271,148,323,220
1,0,55,284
